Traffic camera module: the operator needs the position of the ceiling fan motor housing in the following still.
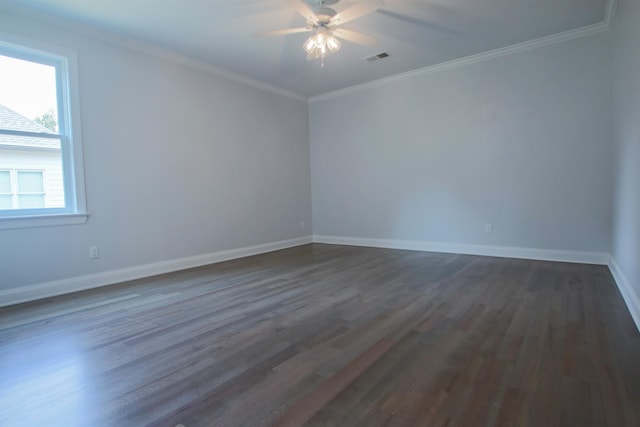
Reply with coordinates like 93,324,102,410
312,7,337,26
306,0,339,6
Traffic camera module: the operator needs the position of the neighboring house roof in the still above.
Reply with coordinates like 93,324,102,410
0,104,60,150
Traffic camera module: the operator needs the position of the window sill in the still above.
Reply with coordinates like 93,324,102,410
0,212,88,230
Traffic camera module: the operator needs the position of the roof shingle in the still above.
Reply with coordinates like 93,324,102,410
0,104,60,150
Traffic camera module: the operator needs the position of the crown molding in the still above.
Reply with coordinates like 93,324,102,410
309,20,611,103
0,2,307,103
96,34,308,102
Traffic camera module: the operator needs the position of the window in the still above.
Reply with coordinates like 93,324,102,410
0,34,86,229
0,169,47,209
17,170,46,208
0,170,11,209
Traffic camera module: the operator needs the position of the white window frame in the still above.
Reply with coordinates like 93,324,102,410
0,34,87,229
0,169,12,209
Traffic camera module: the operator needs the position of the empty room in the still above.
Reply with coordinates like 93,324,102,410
0,0,638,426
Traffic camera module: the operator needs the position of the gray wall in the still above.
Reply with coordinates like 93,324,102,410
310,33,613,253
612,0,640,303
0,11,311,291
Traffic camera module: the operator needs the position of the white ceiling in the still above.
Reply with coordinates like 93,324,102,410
3,0,610,98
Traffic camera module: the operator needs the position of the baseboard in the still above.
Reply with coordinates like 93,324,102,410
0,236,313,307
608,257,640,333
312,235,610,265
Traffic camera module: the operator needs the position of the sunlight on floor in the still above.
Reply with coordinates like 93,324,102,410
0,335,90,426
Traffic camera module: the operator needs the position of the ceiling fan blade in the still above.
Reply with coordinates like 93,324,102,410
258,27,310,37
286,0,318,23
333,28,379,46
331,0,384,26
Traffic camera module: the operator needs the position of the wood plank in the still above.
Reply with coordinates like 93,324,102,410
1,244,638,426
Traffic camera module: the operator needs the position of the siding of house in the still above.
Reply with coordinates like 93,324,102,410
0,148,64,208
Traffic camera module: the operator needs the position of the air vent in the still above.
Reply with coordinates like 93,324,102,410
365,52,391,63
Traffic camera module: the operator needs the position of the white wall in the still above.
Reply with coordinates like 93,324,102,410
0,10,311,294
310,33,613,254
611,0,640,322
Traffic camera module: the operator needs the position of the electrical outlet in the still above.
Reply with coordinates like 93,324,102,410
485,224,492,233
300,220,305,229
89,245,100,259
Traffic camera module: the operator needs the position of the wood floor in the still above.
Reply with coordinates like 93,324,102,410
1,244,639,427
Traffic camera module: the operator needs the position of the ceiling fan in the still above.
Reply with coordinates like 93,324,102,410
261,0,384,65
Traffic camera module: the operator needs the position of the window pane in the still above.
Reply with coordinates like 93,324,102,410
18,194,45,208
0,50,65,212
0,55,58,132
0,195,12,209
0,171,10,193
17,171,44,192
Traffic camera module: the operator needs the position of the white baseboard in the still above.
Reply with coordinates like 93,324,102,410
608,256,640,333
0,236,313,307
313,235,610,265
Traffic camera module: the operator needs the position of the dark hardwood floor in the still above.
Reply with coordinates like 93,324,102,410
1,244,639,427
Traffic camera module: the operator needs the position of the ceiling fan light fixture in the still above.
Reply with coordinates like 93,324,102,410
303,27,341,64
265,0,383,67
327,35,341,52
304,37,316,54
